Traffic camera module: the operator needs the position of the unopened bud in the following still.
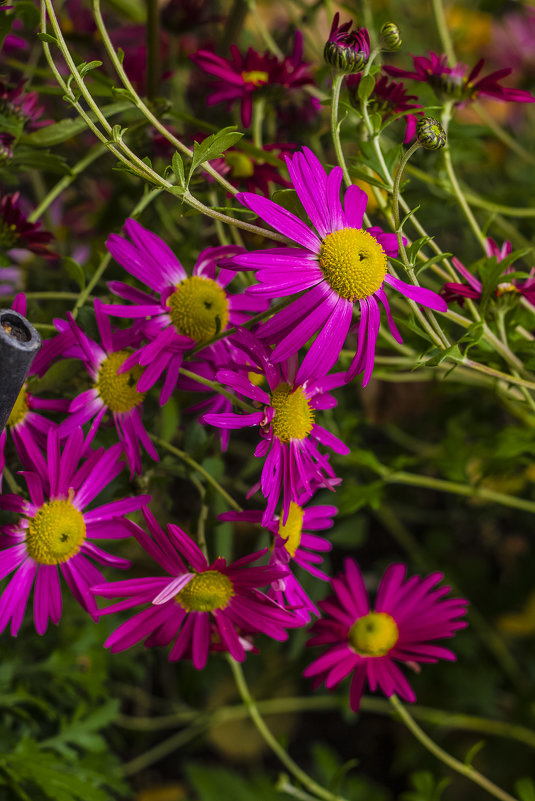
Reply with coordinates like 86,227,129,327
324,12,370,74
379,22,402,51
416,116,446,150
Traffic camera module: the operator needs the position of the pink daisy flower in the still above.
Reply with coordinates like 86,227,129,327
304,559,468,711
384,51,535,105
102,219,266,405
0,428,151,635
92,508,300,668
201,329,349,526
223,147,447,386
0,192,54,257
190,32,313,128
220,497,337,622
324,12,370,74
441,238,535,306
39,299,159,477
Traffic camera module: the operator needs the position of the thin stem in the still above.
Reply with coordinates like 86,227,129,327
180,368,257,413
441,103,487,253
474,102,535,167
373,464,535,515
252,96,265,149
150,436,242,512
145,0,159,102
431,0,456,65
390,695,519,801
91,0,238,195
330,72,351,187
228,657,349,801
28,144,108,223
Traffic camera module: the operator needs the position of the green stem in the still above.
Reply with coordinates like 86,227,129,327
91,0,239,196
330,72,351,187
28,144,108,223
252,95,265,149
390,695,519,801
150,436,242,512
441,103,487,253
145,0,159,101
431,0,456,65
374,464,535,515
474,102,535,167
180,368,257,413
228,657,349,801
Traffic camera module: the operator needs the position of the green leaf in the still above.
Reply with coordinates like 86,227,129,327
516,778,535,801
10,146,71,175
358,74,375,101
463,739,485,766
171,151,185,187
187,126,244,186
64,257,85,290
415,251,452,276
421,343,462,367
78,60,103,77
20,101,134,146
37,32,58,44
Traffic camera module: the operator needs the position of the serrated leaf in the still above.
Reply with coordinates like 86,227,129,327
64,257,85,290
358,74,375,101
187,126,244,186
422,343,462,367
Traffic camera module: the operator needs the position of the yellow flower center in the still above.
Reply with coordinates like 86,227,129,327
248,370,265,387
7,384,29,427
95,351,146,413
26,499,86,565
225,151,255,178
319,227,388,301
175,570,234,612
241,70,269,86
349,611,399,656
278,502,304,557
270,382,315,443
167,276,230,344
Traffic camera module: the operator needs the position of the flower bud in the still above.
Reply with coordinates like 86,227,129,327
416,116,446,150
379,22,402,51
324,12,370,74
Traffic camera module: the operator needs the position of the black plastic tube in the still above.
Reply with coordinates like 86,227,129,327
0,308,41,435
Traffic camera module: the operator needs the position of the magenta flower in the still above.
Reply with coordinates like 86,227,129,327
0,78,45,131
92,508,299,667
441,238,535,306
0,192,54,257
347,72,423,142
202,140,293,196
102,219,266,405
384,51,535,105
220,497,337,622
41,300,158,477
304,559,468,711
224,147,446,385
0,428,150,635
190,32,313,128
202,329,349,526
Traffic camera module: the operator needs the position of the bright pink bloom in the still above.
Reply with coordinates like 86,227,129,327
191,32,313,127
441,238,535,305
102,219,266,405
347,72,423,142
38,300,158,477
223,147,446,385
0,428,150,635
220,497,337,622
304,559,468,711
384,51,535,105
92,508,300,667
202,329,349,526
